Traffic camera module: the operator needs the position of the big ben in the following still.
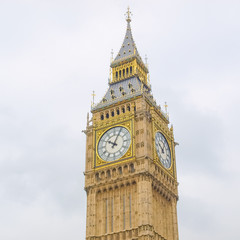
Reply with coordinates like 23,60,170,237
84,8,179,240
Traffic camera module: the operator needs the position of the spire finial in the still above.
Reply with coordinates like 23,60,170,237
110,49,114,62
164,102,169,116
125,6,132,23
91,90,96,106
145,54,148,64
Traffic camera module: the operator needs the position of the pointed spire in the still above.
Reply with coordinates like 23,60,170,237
109,8,149,86
111,7,144,66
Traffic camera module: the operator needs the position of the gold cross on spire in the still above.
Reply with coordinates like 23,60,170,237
125,6,132,23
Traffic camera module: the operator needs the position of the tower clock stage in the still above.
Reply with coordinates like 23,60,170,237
84,8,179,240
97,126,131,162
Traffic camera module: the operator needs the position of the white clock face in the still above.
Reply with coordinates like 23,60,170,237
155,132,171,169
97,126,131,161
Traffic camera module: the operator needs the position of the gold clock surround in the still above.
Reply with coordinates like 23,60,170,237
94,120,135,169
153,123,175,177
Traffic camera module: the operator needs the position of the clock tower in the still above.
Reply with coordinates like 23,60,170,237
84,9,179,240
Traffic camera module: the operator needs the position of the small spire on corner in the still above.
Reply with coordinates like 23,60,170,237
164,102,168,115
91,90,96,106
145,54,148,65
125,6,132,23
110,49,114,62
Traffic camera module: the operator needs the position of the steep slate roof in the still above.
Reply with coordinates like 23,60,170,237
113,22,140,61
91,76,169,121
111,14,144,68
92,77,149,111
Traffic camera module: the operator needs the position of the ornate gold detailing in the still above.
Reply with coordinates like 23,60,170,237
94,120,134,169
96,158,106,166
109,8,149,86
125,6,132,23
164,101,169,117
152,123,175,176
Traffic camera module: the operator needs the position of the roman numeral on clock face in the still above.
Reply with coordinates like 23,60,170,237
98,126,131,162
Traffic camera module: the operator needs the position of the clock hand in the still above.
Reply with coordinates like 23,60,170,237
158,142,164,154
108,140,117,147
112,128,122,148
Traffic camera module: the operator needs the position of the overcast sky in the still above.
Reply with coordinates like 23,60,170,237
0,0,240,239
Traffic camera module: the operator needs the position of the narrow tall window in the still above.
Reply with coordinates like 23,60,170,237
123,195,126,229
129,194,132,228
105,199,108,233
111,198,114,232
130,163,135,173
95,173,100,182
130,66,132,74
